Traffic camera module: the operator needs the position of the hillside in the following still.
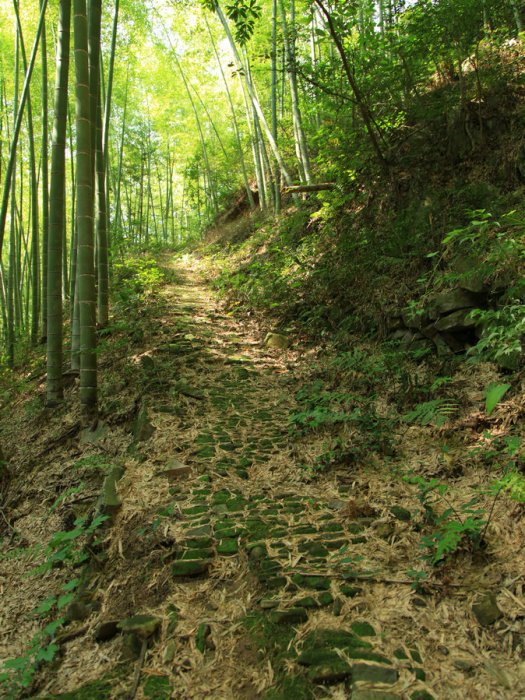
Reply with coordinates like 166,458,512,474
1,1,525,699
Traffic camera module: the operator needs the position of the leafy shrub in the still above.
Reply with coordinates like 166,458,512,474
405,474,486,565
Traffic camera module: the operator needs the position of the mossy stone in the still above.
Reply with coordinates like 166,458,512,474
214,526,244,538
182,505,208,516
295,596,318,609
389,505,412,522
351,536,368,544
212,490,232,504
265,576,288,590
411,667,426,681
172,560,210,577
301,629,372,652
291,525,317,535
178,547,214,560
217,539,239,555
195,446,215,459
351,663,398,685
184,522,212,535
122,632,143,660
270,608,308,625
184,535,213,548
291,574,330,591
213,504,229,514
393,648,409,660
472,593,503,627
226,499,246,512
248,544,267,560
409,647,423,663
269,527,288,537
320,522,344,533
118,614,161,639
340,585,362,598
324,539,347,550
143,675,171,699
351,621,376,637
307,660,352,684
317,592,334,607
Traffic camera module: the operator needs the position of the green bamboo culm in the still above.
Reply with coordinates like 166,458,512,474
74,0,97,418
46,0,71,405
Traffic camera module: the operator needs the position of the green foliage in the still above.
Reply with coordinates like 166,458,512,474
493,471,525,504
405,474,486,565
73,455,112,474
0,503,108,697
0,626,61,699
484,383,511,415
29,514,108,577
113,256,164,298
402,398,458,427
468,304,525,368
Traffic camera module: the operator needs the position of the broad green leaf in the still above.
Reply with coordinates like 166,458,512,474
485,383,511,415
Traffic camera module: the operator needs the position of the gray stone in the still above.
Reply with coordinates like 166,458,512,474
264,332,289,350
401,309,431,330
121,632,143,660
433,309,477,332
307,660,351,684
301,629,372,653
430,288,484,317
65,601,92,622
99,465,125,516
158,458,192,481
351,663,398,685
133,403,155,442
472,593,503,627
118,614,161,639
172,560,210,577
162,639,177,664
453,657,476,672
270,608,308,625
80,420,109,445
185,526,213,539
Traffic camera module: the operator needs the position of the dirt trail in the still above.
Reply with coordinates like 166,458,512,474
4,256,523,700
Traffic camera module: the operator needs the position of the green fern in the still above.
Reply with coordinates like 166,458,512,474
402,398,458,427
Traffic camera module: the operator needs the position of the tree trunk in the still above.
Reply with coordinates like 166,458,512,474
40,0,49,340
0,0,48,260
278,0,313,184
215,2,294,186
74,0,97,418
47,0,71,405
314,0,388,170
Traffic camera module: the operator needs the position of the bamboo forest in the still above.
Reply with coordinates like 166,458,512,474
0,0,525,698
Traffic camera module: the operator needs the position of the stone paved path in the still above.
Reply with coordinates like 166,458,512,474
48,259,437,699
